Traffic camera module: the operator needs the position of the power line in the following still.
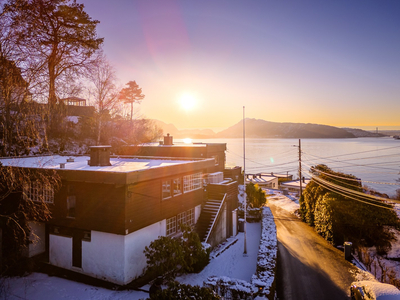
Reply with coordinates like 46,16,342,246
308,174,396,210
304,169,400,205
301,161,400,187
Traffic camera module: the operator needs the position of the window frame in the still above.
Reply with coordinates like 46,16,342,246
162,179,172,200
173,178,182,196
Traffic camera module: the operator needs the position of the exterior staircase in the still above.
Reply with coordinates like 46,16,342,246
196,194,226,243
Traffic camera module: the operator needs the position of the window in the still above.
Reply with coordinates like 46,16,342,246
186,208,195,226
166,216,176,236
67,196,76,218
162,180,171,199
23,182,54,204
183,173,203,193
173,178,182,196
177,212,186,227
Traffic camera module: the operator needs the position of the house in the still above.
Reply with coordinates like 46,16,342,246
1,137,241,284
0,146,216,285
245,173,279,189
61,97,95,118
280,178,311,195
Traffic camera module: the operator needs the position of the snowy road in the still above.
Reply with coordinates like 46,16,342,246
270,204,358,300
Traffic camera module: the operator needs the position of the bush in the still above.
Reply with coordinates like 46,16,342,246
301,164,399,253
144,225,210,278
245,182,267,208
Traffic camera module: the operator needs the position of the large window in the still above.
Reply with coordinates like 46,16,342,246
183,173,202,193
162,180,171,199
23,182,54,204
170,208,195,235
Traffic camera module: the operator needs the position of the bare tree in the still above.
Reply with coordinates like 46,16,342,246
87,54,121,145
119,81,145,121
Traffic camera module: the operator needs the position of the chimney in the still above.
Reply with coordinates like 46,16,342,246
163,133,173,146
89,146,111,166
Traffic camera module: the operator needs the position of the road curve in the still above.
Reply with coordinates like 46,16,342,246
270,204,358,300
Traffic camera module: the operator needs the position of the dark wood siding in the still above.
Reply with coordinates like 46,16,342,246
126,174,205,233
50,181,126,235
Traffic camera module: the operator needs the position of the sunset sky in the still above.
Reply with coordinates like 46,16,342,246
80,0,400,131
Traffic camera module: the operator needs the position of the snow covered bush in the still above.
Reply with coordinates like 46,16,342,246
147,281,220,299
251,206,277,299
204,276,256,300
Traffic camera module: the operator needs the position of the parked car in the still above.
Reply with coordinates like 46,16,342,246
350,281,400,300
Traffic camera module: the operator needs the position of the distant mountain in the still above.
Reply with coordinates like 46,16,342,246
152,120,216,139
342,128,387,138
216,119,355,139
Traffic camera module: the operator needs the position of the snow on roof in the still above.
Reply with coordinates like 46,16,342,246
352,281,400,299
280,179,311,187
246,175,277,184
0,155,202,173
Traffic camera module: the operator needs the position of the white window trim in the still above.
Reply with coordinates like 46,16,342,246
162,180,172,200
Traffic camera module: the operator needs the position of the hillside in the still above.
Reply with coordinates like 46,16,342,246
216,119,355,139
343,128,387,138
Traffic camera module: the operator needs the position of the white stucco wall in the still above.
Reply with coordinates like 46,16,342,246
27,221,46,257
49,234,72,269
82,231,125,284
195,204,202,223
124,220,165,283
48,218,184,285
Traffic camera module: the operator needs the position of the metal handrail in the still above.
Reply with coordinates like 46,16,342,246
204,193,227,244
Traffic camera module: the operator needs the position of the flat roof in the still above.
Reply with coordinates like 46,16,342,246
0,155,204,172
246,175,277,184
0,155,215,184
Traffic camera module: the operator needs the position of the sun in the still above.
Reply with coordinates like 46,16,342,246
179,93,197,111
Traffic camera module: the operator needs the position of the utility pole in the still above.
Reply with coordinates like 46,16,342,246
298,139,302,197
243,106,247,255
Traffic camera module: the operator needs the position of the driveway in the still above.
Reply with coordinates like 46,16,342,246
270,204,358,300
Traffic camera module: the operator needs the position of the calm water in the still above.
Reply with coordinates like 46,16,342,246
180,137,400,197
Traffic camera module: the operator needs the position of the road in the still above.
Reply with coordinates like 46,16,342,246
270,204,359,300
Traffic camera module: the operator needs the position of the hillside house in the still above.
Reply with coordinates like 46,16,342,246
0,146,216,285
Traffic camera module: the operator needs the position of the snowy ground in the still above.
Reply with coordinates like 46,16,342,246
264,189,300,214
177,222,261,286
0,224,262,300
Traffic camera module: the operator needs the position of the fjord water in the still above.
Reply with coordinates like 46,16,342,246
188,137,400,197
